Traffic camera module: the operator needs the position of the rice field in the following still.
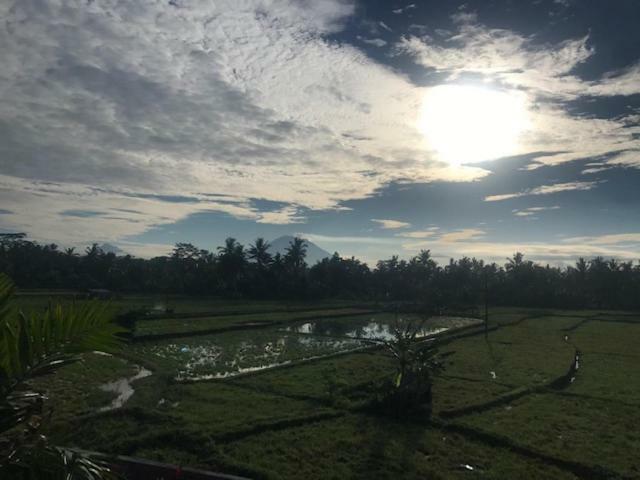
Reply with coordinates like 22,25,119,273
29,299,640,479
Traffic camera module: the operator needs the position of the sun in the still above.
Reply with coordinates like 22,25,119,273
419,84,530,165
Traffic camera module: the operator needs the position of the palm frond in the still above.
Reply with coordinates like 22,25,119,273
0,275,126,393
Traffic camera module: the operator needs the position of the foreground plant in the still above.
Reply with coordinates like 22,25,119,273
378,314,449,418
0,273,125,479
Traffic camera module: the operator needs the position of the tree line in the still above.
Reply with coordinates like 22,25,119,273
1,233,639,309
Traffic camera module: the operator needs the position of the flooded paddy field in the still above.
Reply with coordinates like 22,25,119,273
34,303,640,479
284,313,478,341
134,329,369,380
131,313,480,380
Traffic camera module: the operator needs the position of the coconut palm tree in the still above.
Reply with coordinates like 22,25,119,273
0,273,124,479
217,238,246,294
248,238,272,269
284,237,307,273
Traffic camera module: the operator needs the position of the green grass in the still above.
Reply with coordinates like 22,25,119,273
32,352,138,420
456,392,640,477
134,307,377,337
219,414,579,480
33,303,640,479
231,351,395,405
10,293,372,317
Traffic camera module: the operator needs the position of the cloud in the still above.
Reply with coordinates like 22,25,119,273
512,206,560,217
400,228,486,251
561,233,640,246
0,0,492,247
256,206,305,225
400,232,640,265
396,227,440,239
371,218,412,229
398,17,640,170
484,181,602,202
438,228,486,243
357,36,388,47
606,150,640,169
398,24,593,98
392,4,416,15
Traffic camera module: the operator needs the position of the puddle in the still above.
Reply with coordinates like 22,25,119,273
98,366,153,411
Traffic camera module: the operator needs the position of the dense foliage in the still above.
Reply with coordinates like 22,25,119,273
2,233,640,309
0,272,123,479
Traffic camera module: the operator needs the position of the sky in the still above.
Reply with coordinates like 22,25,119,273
1,0,639,266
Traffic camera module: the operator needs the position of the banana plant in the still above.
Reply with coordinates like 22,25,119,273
0,273,125,479
381,314,450,417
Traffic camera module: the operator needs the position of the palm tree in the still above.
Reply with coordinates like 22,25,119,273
284,237,307,272
217,238,246,294
0,273,124,479
248,238,272,269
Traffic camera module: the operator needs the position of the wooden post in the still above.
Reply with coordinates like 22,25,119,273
484,267,489,336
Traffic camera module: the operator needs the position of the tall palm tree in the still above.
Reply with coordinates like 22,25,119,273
284,237,307,272
0,273,124,479
217,238,246,294
248,238,272,269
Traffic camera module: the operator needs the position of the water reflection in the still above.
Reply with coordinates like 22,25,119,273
142,332,366,381
138,314,479,381
285,315,478,342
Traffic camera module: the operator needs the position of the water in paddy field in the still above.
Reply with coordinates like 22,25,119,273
137,314,480,381
98,366,153,411
140,330,367,381
285,314,480,342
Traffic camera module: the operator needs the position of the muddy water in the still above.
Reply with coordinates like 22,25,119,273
98,366,153,411
146,333,366,381
285,315,479,342
139,315,479,381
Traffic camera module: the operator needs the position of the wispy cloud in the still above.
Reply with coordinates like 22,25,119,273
396,227,440,239
438,229,486,243
392,4,416,15
561,233,640,245
371,218,411,229
485,181,602,202
357,36,387,47
400,228,486,250
512,206,561,217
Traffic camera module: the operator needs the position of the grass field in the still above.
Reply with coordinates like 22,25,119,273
29,301,640,479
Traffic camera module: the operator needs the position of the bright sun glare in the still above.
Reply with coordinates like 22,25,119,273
419,84,530,165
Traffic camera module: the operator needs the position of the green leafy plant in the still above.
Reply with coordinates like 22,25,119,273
0,273,125,479
378,315,449,418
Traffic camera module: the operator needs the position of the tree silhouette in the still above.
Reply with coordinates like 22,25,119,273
248,238,272,269
1,233,639,309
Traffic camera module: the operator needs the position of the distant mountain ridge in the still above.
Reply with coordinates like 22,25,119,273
267,235,331,265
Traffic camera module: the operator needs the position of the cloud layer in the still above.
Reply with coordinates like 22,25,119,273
1,0,491,247
1,1,639,262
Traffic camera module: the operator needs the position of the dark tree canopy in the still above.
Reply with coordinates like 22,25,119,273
1,233,640,309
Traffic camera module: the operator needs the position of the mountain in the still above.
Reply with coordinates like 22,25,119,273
267,235,331,265
98,243,127,255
